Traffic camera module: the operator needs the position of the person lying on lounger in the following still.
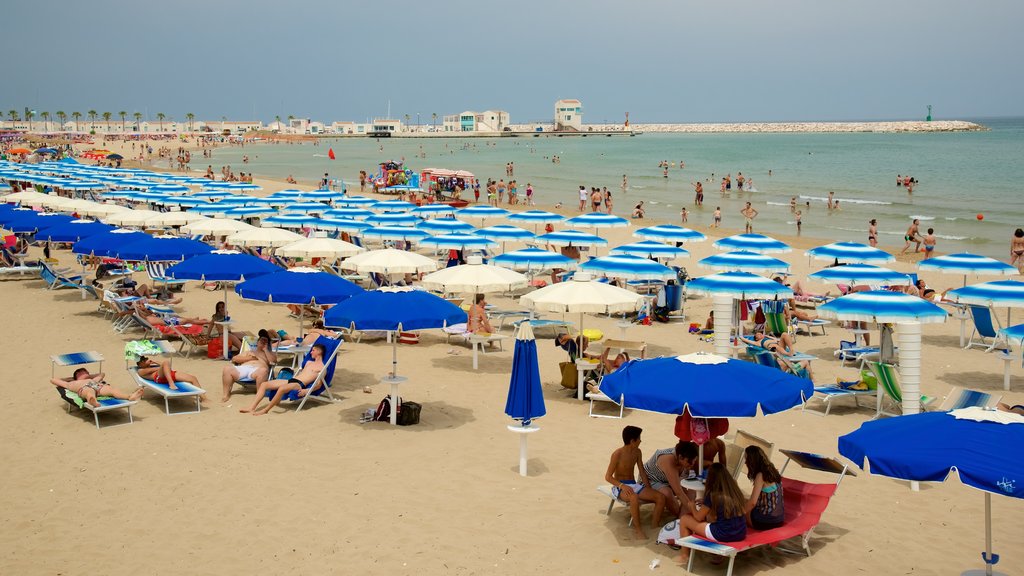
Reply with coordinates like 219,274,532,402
737,331,813,380
221,334,277,402
51,368,144,407
241,342,327,416
136,356,202,391
130,300,209,328
998,402,1024,416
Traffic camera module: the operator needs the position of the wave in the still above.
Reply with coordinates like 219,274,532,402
944,217,958,221
935,233,970,240
766,201,790,207
909,215,936,221
799,195,892,206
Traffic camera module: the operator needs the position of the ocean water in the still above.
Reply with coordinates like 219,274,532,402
209,117,1024,259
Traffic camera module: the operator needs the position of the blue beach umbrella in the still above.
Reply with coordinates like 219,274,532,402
189,205,232,216
323,208,374,220
687,272,794,356
505,321,546,426
609,240,688,260
215,196,258,206
72,229,147,257
225,206,277,218
580,254,676,281
948,280,1024,309
35,219,114,242
921,254,1019,287
365,212,419,227
159,196,208,207
534,229,608,248
807,241,894,264
698,250,790,274
236,267,363,310
262,214,319,229
417,218,475,234
148,184,191,195
360,226,430,242
311,218,371,233
633,224,707,244
565,212,629,230
476,225,534,241
839,410,1024,576
268,189,307,199
224,182,261,192
114,236,213,262
411,204,457,217
491,247,577,272
371,199,416,213
456,205,510,222
333,195,378,207
166,250,282,282
7,212,74,233
193,190,237,200
506,210,564,225
251,196,291,207
281,201,331,214
302,189,346,201
420,233,497,251
809,263,912,287
713,233,791,254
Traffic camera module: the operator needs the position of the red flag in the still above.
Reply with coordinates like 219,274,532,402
328,148,336,160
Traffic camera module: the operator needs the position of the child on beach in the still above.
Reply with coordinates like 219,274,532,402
712,207,721,228
680,207,688,223
743,446,785,530
675,463,747,563
923,228,937,258
526,182,534,205
868,219,878,247
605,426,666,539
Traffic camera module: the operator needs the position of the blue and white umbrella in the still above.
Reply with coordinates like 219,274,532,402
456,205,510,222
476,225,534,242
114,235,213,262
210,196,255,205
302,189,346,202
687,272,794,356
190,204,233,216
491,247,577,272
534,229,608,248
148,184,191,195
192,190,236,200
365,212,419,227
633,224,707,244
713,233,791,254
333,195,378,207
609,240,688,261
919,253,1018,286
262,214,319,229
323,208,374,220
698,250,790,274
506,210,564,225
564,212,629,230
159,196,208,207
360,226,430,242
281,201,331,214
505,321,546,476
807,241,894,264
417,218,475,234
839,410,1024,576
371,199,416,213
225,206,277,219
268,189,307,199
224,182,261,192
949,280,1024,309
311,218,371,233
580,254,676,281
809,264,912,286
411,204,457,217
251,196,291,207
420,233,497,251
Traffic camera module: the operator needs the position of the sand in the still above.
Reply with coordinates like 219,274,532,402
1,162,1022,576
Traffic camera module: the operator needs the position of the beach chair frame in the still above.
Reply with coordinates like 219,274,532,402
51,351,137,429
125,340,205,415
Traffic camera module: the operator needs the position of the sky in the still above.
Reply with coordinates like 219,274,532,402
2,0,1022,125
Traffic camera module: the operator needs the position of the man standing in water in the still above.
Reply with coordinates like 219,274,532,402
740,202,758,233
901,219,922,255
621,174,628,194
693,181,703,206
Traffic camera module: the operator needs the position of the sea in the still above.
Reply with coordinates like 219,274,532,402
207,117,1024,259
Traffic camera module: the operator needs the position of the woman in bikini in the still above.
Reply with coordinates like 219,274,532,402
1011,229,1024,269
467,294,494,334
51,368,144,407
868,219,878,247
737,331,813,379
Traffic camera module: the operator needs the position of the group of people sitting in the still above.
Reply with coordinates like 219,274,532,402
606,425,784,557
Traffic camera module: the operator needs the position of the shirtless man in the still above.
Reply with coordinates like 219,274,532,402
643,441,700,516
740,202,758,233
604,426,666,538
590,188,603,212
868,219,879,247
1011,229,1024,269
693,181,703,206
136,356,202,391
51,368,143,407
827,191,836,210
242,342,327,415
221,334,277,402
901,219,922,254
922,228,937,258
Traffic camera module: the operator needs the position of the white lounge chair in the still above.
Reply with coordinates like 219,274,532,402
51,351,137,429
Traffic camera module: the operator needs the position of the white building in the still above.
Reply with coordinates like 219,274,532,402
441,110,509,132
554,99,582,131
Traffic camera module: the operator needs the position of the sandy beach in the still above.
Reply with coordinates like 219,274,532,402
1,160,1022,576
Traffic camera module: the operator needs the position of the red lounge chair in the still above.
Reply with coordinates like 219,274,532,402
662,449,853,576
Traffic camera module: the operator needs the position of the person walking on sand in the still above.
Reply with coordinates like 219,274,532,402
922,228,937,258
740,202,758,233
712,207,722,228
901,219,922,254
868,219,879,247
693,181,703,206
604,426,667,539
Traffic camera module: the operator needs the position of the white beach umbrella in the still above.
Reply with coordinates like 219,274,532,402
103,209,161,227
341,248,438,275
420,255,529,294
276,237,365,260
145,212,210,227
2,190,50,204
76,203,133,218
227,227,304,248
182,218,255,236
520,272,644,338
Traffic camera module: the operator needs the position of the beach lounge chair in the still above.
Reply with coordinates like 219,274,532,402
865,361,935,418
935,386,1001,411
51,351,136,429
761,300,793,339
723,430,774,480
145,261,188,291
806,370,877,416
596,484,656,526
753,350,810,381
125,340,205,415
663,449,853,576
965,305,1007,352
833,340,894,368
0,246,40,277
510,318,575,338
258,335,342,412
39,260,93,294
795,318,830,336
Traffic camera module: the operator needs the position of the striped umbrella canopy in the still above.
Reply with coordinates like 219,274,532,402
948,280,1024,308
262,214,319,229
918,253,1018,284
132,191,169,202
809,264,912,287
360,226,430,242
165,250,282,281
311,218,371,233
54,179,106,191
713,233,791,254
698,250,790,274
533,229,608,248
250,196,291,207
7,212,74,233
281,201,331,214
633,224,707,243
371,199,416,213
564,212,629,230
98,189,138,199
224,182,261,192
302,189,346,201
227,227,304,248
506,210,564,224
148,184,192,195
189,205,233,217
215,196,258,205
333,195,378,207
225,206,277,218
491,247,577,272
323,208,374,220
159,196,209,207
420,233,497,251
411,204,457,217
236,267,362,305
610,240,688,260
365,212,419,227
456,205,510,221
192,190,237,200
687,271,794,300
476,225,534,241
807,241,894,264
580,254,676,281
417,218,475,234
818,290,947,324
267,189,307,199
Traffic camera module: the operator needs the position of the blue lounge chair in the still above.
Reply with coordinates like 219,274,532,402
753,350,811,380
261,335,342,412
146,261,188,291
126,340,205,415
51,350,137,429
806,370,877,416
966,305,1007,352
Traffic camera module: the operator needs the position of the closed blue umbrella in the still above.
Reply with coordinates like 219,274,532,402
633,224,707,244
72,229,147,257
36,219,114,242
713,233,791,254
534,229,608,248
565,212,629,229
420,233,497,251
166,250,281,282
809,263,912,286
505,322,546,425
580,254,676,281
491,247,576,272
417,218,475,234
839,410,1024,575
360,226,430,242
365,212,419,227
609,240,688,260
114,236,213,262
698,250,790,274
807,241,894,264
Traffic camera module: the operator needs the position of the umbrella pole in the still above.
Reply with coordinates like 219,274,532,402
712,295,734,357
896,322,923,416
392,330,399,378
698,443,703,475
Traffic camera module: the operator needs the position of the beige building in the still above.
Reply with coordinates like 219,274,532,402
555,99,583,131
442,110,509,132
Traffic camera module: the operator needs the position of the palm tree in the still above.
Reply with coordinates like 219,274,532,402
26,110,34,131
56,111,67,131
133,112,142,130
71,111,81,132
87,109,97,128
8,110,19,122
102,111,112,132
156,112,165,132
432,112,438,130
118,111,127,132
274,115,281,128
40,111,50,131
404,114,411,132
186,112,195,131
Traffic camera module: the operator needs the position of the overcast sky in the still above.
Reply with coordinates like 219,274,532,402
3,0,1021,124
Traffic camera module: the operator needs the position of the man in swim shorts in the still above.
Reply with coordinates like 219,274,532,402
740,202,758,233
241,341,327,415
901,219,922,254
51,368,144,407
221,333,277,402
136,356,201,391
922,228,937,258
605,425,666,539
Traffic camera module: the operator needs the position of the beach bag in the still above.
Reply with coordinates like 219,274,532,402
373,395,401,422
207,337,223,359
559,361,578,389
657,519,683,547
397,401,421,426
398,332,419,345
674,412,729,442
